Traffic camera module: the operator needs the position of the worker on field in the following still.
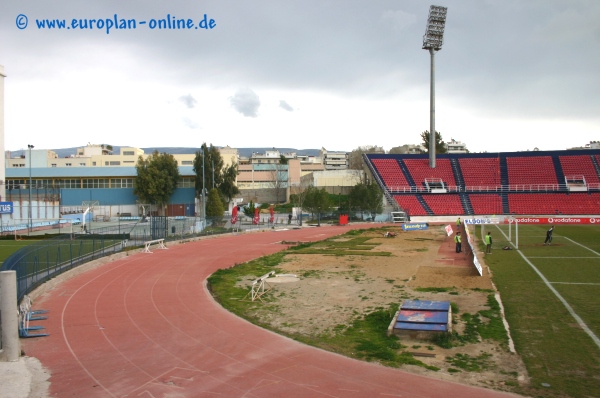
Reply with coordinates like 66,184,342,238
454,231,462,253
544,225,555,245
485,232,492,254
456,217,461,227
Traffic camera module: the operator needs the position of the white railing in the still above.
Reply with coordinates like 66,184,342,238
384,183,600,194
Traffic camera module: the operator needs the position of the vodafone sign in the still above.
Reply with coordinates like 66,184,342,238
505,217,600,224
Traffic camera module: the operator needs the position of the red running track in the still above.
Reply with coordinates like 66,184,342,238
22,226,521,397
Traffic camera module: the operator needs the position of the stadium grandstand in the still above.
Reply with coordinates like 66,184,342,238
365,150,600,217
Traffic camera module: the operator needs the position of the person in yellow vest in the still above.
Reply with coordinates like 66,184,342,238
454,231,462,253
456,217,461,227
485,232,492,254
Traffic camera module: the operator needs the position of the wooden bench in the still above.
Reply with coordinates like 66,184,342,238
142,238,168,253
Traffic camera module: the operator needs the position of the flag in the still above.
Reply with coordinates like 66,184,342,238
231,206,238,224
269,206,275,224
253,207,260,225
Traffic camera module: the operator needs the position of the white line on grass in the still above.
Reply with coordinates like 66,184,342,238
550,282,600,285
528,257,600,259
494,225,600,350
563,237,600,256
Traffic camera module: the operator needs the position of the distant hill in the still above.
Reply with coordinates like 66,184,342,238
9,146,326,158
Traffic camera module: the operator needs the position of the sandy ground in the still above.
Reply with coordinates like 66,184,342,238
238,227,529,393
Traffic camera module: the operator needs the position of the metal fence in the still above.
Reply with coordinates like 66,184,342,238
0,211,392,301
0,215,293,300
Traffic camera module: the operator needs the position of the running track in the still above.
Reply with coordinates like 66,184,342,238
22,225,521,397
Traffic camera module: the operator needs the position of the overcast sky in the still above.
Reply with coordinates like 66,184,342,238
1,0,599,153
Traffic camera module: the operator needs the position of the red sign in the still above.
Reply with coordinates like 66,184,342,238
445,225,453,236
231,206,238,224
339,214,348,226
505,217,600,224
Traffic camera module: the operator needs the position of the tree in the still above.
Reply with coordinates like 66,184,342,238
420,130,446,154
193,143,224,196
302,186,331,223
349,182,383,220
193,143,240,204
134,150,180,214
279,154,288,165
219,163,240,202
242,200,257,218
206,188,225,217
389,144,424,154
348,145,385,170
269,163,287,203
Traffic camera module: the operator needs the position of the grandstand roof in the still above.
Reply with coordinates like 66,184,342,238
6,166,196,179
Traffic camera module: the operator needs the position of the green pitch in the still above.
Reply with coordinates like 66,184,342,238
479,224,600,398
0,239,39,267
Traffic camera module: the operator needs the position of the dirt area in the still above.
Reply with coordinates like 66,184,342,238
239,226,529,393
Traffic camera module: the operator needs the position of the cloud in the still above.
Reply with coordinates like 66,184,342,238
380,9,417,31
178,94,198,109
229,88,261,117
279,100,294,112
181,117,199,129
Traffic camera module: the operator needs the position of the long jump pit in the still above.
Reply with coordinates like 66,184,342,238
236,225,528,391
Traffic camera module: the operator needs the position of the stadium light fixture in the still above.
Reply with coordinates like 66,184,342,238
422,5,447,169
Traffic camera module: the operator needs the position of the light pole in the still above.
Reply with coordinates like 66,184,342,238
422,5,448,169
202,148,206,223
28,144,34,233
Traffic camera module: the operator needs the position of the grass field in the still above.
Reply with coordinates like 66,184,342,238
0,239,38,267
481,223,600,398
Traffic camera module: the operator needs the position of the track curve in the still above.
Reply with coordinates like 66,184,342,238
22,226,521,397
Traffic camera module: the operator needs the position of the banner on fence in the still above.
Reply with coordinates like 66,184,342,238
0,202,13,214
402,222,428,231
504,217,600,224
465,218,500,225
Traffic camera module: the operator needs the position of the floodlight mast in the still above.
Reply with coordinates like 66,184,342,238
422,5,447,169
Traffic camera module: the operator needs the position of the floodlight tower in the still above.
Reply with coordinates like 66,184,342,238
422,5,448,169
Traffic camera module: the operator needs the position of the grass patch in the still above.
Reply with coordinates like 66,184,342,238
289,235,392,257
314,303,438,370
414,287,457,294
446,353,494,372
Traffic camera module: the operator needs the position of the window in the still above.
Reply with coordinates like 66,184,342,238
123,151,135,156
55,179,80,189
110,178,133,188
181,160,193,165
92,162,96,166
80,163,86,166
7,179,25,190
177,178,194,188
51,164,57,167
36,179,55,188
65,163,72,166
109,161,120,166
124,161,134,164
82,179,109,188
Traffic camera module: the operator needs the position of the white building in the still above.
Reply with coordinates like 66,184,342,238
319,148,348,170
445,139,468,153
